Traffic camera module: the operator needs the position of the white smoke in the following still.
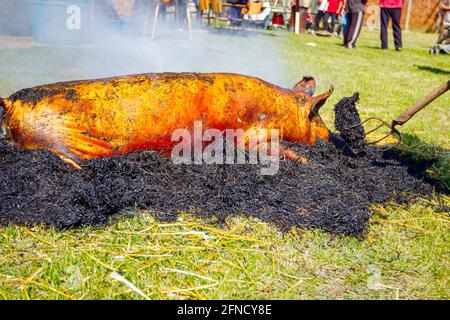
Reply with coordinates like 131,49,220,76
0,0,290,95
73,32,288,86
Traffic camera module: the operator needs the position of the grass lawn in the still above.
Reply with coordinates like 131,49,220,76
0,28,449,300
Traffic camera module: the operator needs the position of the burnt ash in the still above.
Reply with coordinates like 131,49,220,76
0,137,437,236
335,93,366,149
0,95,440,236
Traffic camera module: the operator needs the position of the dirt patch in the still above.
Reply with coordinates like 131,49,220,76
0,96,440,236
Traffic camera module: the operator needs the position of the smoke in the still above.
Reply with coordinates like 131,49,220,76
73,32,288,85
0,0,290,93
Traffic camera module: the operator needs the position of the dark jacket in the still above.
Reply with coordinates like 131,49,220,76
346,0,367,12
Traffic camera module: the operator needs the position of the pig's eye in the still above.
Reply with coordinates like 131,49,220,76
257,113,266,121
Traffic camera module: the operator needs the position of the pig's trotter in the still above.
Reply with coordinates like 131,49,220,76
280,145,308,164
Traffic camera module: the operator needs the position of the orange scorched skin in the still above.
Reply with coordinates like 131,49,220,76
1,73,332,166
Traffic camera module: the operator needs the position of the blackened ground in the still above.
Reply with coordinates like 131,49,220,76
0,94,442,236
0,136,438,236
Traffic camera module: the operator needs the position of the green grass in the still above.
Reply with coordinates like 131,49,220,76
284,29,449,145
0,29,449,300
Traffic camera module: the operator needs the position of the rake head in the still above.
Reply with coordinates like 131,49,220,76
351,117,403,150
339,81,449,151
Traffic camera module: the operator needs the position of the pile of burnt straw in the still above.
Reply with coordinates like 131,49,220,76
0,95,440,236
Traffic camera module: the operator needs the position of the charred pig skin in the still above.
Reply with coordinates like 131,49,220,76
1,73,333,167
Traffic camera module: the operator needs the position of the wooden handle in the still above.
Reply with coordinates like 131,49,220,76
392,80,450,127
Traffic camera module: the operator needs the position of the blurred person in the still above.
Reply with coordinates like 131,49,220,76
309,0,319,31
243,0,271,22
306,12,315,31
437,0,450,44
325,0,344,33
297,0,316,32
335,1,347,36
228,0,249,26
343,0,366,48
315,0,329,31
380,0,404,51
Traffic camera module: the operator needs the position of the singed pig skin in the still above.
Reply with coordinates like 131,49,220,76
1,73,333,167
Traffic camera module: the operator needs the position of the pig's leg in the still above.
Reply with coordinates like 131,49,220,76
279,144,308,164
242,126,308,164
247,141,308,164
51,147,82,169
51,131,115,169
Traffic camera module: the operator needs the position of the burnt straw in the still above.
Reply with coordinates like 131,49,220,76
334,92,365,148
0,95,439,236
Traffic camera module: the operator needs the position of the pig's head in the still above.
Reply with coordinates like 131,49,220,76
292,76,334,143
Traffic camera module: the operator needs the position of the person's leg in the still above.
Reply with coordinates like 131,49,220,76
178,0,187,25
342,12,348,37
330,13,336,33
347,11,364,48
229,6,243,25
353,12,364,47
315,10,324,31
309,13,316,31
380,7,389,49
437,26,450,44
336,16,342,35
320,11,326,30
336,23,341,35
391,8,403,49
323,12,330,32
343,12,352,46
314,11,321,31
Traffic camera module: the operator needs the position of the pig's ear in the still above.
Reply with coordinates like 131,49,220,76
292,76,316,96
309,85,334,118
0,98,4,119
0,97,9,119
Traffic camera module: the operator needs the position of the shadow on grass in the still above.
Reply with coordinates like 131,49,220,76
331,43,382,51
414,65,450,75
388,133,450,194
207,27,280,38
361,45,382,50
